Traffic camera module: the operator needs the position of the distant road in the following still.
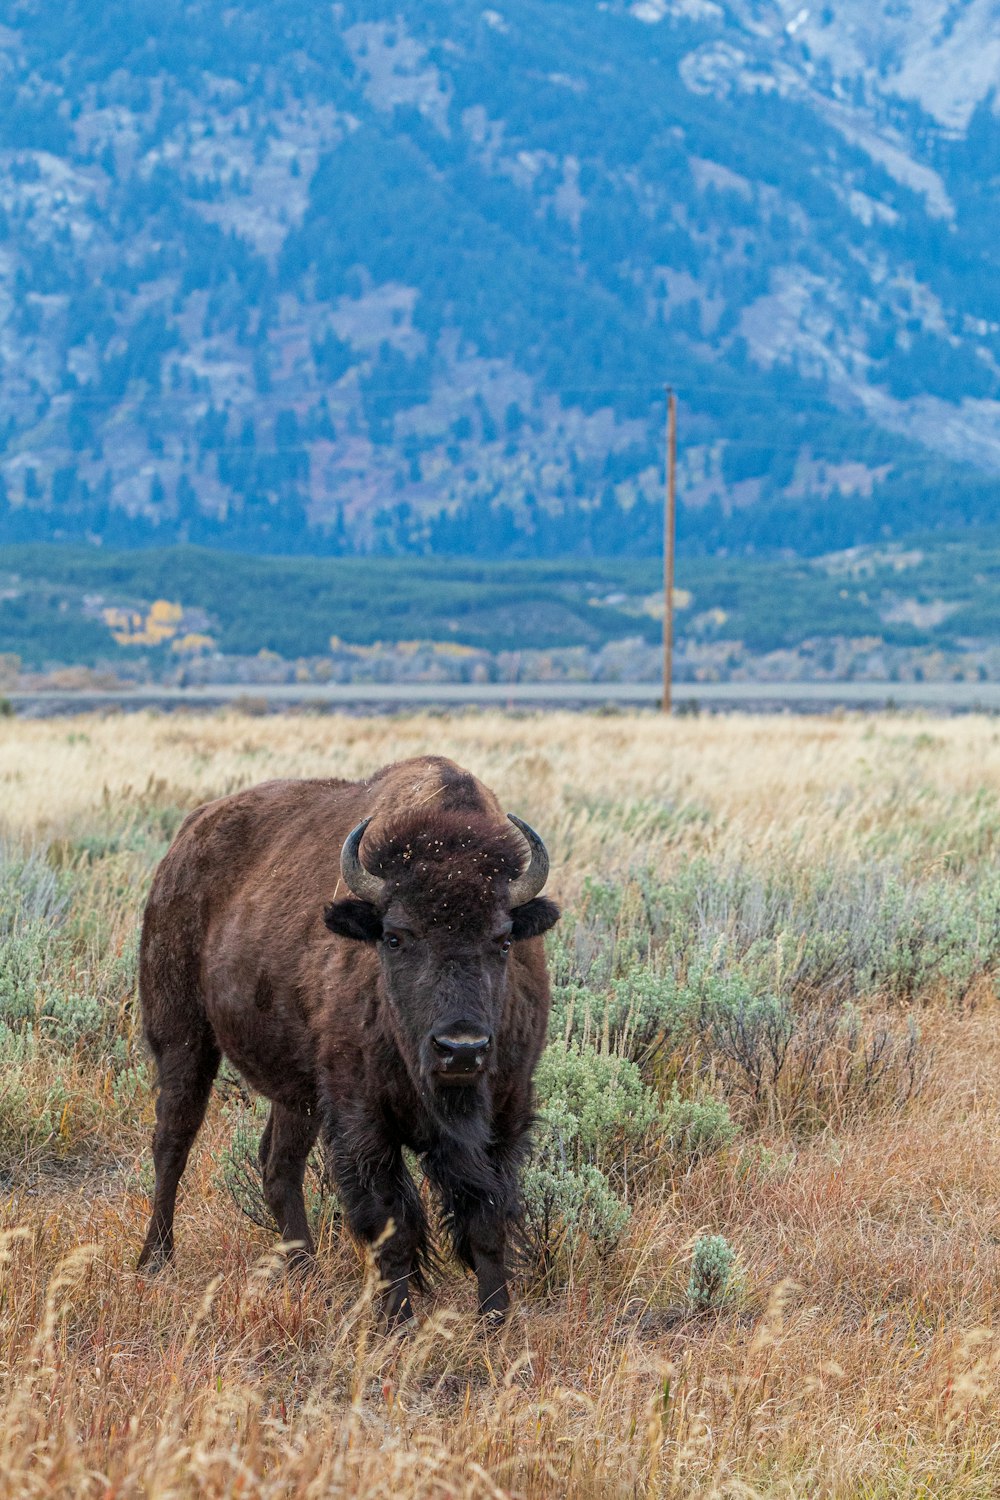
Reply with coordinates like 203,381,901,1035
7,679,1000,715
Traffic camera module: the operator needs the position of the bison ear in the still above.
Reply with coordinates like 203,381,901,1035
510,897,560,941
323,898,383,943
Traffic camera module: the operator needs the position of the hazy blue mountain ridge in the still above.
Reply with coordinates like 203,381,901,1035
0,0,998,555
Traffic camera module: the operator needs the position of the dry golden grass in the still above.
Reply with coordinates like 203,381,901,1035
6,707,1000,880
2,708,1000,1498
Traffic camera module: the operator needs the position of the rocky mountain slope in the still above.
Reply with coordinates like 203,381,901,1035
0,0,998,555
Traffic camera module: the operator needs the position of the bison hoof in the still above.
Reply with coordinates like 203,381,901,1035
381,1295,416,1335
136,1245,172,1275
278,1241,316,1276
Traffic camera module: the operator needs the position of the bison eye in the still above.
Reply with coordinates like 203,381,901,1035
499,938,512,955
384,934,401,951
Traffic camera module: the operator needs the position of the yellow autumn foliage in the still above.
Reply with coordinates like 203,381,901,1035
103,599,185,647
170,633,216,655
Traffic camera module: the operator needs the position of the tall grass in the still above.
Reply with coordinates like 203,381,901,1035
1,708,1000,1495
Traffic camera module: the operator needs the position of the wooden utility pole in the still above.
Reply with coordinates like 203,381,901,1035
661,386,677,713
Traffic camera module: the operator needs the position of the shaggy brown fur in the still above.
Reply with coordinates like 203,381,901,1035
363,811,527,927
136,756,559,1326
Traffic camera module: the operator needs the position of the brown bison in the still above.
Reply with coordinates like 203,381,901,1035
137,755,559,1324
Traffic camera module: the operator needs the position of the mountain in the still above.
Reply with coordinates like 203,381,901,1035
0,0,998,557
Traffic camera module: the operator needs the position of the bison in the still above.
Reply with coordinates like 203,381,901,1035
137,755,559,1325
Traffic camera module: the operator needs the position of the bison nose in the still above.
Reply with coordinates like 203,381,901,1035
431,1031,492,1075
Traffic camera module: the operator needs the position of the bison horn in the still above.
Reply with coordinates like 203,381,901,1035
340,818,386,905
506,815,550,907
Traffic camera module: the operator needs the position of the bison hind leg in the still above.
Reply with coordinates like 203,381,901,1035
260,1103,320,1267
138,1026,221,1271
257,1109,274,1176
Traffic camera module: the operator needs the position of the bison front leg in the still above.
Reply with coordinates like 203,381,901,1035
468,1216,511,1321
326,1129,428,1328
453,1186,512,1322
428,1157,515,1323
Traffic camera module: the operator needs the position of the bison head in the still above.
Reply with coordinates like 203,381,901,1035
323,810,558,1096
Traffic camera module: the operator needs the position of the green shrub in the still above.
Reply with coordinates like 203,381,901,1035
521,1158,631,1272
0,838,144,1073
702,983,924,1125
704,989,795,1104
112,1061,150,1109
661,1085,735,1161
544,850,978,1129
0,926,50,1030
0,843,69,933
0,1068,71,1160
523,1041,660,1274
532,1040,660,1163
549,962,702,1058
38,986,104,1050
551,857,1000,1016
687,1233,740,1311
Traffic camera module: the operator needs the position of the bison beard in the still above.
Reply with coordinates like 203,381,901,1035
136,756,559,1328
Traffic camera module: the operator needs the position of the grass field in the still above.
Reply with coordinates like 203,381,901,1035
3,708,1000,1497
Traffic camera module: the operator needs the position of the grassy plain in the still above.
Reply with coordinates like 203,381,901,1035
2,708,1000,1497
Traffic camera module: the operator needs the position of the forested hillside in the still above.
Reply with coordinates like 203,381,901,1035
5,533,1000,687
0,0,998,555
